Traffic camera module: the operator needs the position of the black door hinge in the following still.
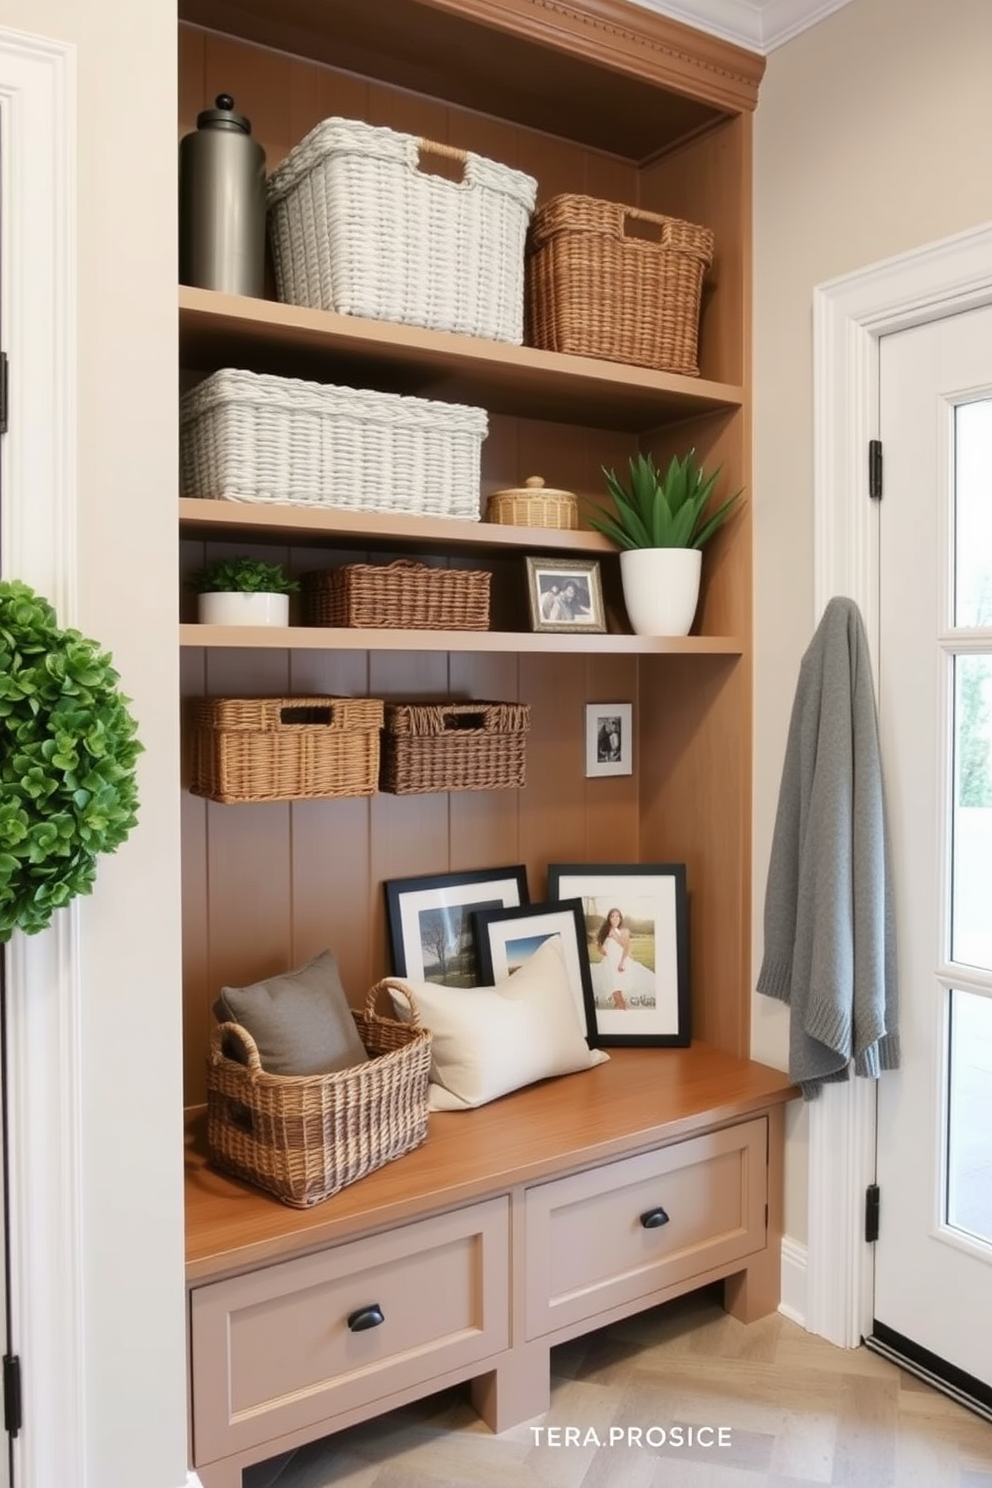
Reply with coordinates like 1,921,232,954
865,1183,881,1243
0,351,8,435
3,1354,21,1436
868,439,882,500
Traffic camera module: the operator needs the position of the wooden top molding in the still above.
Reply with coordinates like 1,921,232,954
178,0,764,161
419,0,766,112
185,1043,796,1283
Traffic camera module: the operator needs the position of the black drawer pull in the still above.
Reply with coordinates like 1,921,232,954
347,1304,385,1332
639,1206,670,1229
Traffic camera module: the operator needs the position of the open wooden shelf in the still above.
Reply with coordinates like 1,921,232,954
179,623,744,654
178,496,614,554
179,286,745,431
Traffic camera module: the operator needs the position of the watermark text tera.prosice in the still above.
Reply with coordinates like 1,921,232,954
529,1425,733,1448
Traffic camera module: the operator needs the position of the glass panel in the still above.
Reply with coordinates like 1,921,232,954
946,988,992,1244
952,655,992,971
954,398,992,628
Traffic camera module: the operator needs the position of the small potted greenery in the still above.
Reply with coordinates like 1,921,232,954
188,555,299,627
588,450,742,635
0,580,143,941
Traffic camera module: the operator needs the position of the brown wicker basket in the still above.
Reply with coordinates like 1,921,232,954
525,193,714,376
186,695,385,804
206,985,432,1208
303,560,491,631
380,700,530,794
486,475,579,531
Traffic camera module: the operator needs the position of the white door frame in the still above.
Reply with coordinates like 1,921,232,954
0,24,85,1488
810,221,992,1347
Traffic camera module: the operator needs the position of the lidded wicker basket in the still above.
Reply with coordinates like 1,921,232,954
206,985,432,1208
526,192,714,376
486,475,579,531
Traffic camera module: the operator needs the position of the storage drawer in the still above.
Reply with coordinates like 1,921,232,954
524,1120,767,1339
190,1197,509,1466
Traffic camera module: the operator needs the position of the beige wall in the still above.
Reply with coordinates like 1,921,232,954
752,0,992,1241
0,2,187,1486
0,7,986,1481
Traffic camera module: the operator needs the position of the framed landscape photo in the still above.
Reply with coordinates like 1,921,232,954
585,702,633,778
525,556,606,634
546,863,690,1047
384,865,529,986
471,898,597,1044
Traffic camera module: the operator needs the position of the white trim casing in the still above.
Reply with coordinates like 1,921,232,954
811,221,992,1348
0,26,84,1488
778,1234,808,1328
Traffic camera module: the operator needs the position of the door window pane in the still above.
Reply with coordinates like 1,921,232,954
946,988,992,1245
954,398,992,628
952,655,992,971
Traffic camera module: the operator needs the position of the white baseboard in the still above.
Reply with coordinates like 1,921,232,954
778,1234,808,1328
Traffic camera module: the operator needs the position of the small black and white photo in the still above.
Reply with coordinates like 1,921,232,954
526,557,606,634
586,702,633,777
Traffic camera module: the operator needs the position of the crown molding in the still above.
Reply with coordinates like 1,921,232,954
626,0,856,54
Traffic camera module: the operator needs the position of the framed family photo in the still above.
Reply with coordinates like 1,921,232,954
585,702,633,777
384,865,529,985
546,863,690,1046
471,898,597,1043
525,556,606,634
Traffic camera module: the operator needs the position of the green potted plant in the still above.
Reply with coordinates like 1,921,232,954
0,580,143,941
589,450,742,635
188,555,299,627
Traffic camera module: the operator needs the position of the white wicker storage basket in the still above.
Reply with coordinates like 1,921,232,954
266,117,537,345
180,368,488,520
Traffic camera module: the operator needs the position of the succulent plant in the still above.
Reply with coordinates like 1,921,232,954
590,450,742,551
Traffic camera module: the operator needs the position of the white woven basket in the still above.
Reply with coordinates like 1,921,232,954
180,369,488,520
266,117,537,345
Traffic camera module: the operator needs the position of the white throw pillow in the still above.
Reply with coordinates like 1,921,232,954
386,934,609,1110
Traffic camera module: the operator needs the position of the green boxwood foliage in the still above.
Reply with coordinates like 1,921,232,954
0,581,143,941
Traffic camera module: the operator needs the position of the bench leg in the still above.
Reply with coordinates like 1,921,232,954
471,1341,551,1433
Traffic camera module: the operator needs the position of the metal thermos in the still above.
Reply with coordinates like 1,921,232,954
179,94,266,297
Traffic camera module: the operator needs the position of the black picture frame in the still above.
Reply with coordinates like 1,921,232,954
471,898,598,1045
546,863,690,1047
384,865,529,986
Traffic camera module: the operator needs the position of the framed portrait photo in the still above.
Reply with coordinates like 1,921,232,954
383,865,529,986
525,556,606,634
585,702,633,778
471,898,597,1044
546,863,690,1047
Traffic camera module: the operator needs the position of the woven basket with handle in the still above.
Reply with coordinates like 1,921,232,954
381,701,530,794
525,193,714,376
206,984,432,1208
185,695,384,803
266,117,537,344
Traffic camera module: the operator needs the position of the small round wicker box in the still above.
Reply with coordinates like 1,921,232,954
486,475,578,530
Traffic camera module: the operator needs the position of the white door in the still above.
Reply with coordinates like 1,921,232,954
873,304,992,1399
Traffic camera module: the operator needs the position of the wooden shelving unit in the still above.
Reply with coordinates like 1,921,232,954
175,7,790,1484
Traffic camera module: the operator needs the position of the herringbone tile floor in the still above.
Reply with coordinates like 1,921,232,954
245,1287,992,1488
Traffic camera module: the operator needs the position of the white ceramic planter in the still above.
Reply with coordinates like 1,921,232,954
619,548,702,637
197,591,291,627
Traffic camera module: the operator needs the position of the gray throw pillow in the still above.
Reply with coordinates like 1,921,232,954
213,949,370,1076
